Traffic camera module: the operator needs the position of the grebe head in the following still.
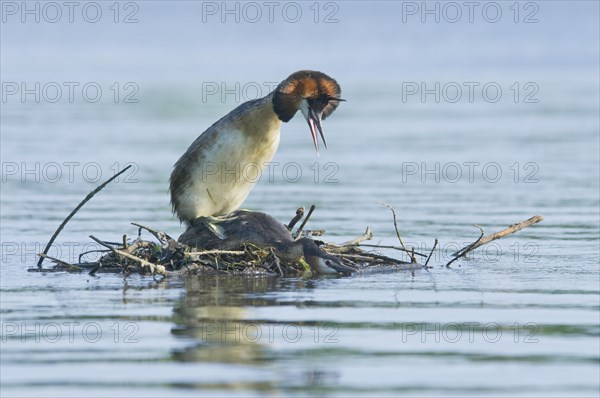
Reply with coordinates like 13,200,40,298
298,238,357,274
272,70,344,153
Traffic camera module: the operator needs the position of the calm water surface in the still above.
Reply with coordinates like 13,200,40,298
1,2,599,397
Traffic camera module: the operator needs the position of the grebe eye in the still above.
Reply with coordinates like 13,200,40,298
325,260,331,266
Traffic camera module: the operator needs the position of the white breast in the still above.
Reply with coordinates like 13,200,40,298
177,125,281,219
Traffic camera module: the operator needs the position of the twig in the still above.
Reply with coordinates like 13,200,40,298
295,204,316,238
425,239,438,267
78,249,111,263
341,227,373,246
36,165,132,270
270,248,283,276
38,253,82,271
357,262,427,273
287,207,305,230
304,229,324,237
192,249,246,256
187,249,245,257
123,240,156,254
378,202,416,263
337,252,412,265
337,253,381,261
446,225,484,268
99,241,123,246
131,222,175,244
89,235,166,275
88,260,103,277
357,244,427,257
450,215,544,257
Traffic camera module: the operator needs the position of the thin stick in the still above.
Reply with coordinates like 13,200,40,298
425,239,438,266
270,248,283,276
78,249,111,263
357,244,427,257
451,215,544,257
187,249,246,256
336,253,380,261
287,207,305,230
295,204,316,238
341,227,373,246
38,253,82,271
123,240,156,254
378,202,416,263
131,222,173,241
89,235,166,275
36,165,132,270
338,252,411,265
455,225,484,257
446,225,484,268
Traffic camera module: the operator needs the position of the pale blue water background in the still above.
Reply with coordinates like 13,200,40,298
1,1,599,397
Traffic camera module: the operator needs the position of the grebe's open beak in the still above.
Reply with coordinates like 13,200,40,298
300,98,345,154
300,102,326,154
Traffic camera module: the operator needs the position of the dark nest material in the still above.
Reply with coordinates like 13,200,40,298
31,166,544,277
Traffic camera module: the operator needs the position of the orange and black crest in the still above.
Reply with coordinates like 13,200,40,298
273,70,343,122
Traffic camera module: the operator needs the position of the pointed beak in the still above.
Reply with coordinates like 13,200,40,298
322,257,358,274
299,238,356,274
302,104,326,154
306,252,358,274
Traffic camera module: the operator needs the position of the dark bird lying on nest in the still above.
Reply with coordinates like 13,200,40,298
178,210,357,274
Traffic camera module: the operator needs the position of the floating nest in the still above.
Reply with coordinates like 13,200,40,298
31,167,544,278
36,205,429,277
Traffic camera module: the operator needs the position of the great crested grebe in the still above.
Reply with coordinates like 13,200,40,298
178,210,356,274
169,71,344,227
